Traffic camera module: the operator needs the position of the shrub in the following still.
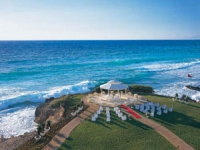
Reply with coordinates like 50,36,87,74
47,120,51,128
129,85,154,94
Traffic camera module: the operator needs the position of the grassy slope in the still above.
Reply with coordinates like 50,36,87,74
141,95,200,149
59,111,175,150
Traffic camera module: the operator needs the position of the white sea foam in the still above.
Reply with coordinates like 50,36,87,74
155,81,200,102
0,80,97,110
134,60,200,72
0,80,97,138
0,106,37,138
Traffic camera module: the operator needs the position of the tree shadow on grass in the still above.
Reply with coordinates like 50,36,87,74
153,111,200,129
87,117,111,129
187,103,200,109
126,117,153,130
59,137,73,150
67,136,73,141
59,143,72,149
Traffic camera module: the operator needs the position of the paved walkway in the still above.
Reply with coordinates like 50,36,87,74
42,97,99,150
138,115,194,150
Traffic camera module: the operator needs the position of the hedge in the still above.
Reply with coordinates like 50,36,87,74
129,85,154,94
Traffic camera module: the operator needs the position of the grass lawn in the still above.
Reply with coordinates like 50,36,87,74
59,110,175,150
141,94,200,149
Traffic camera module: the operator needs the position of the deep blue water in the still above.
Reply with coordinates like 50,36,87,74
0,40,200,137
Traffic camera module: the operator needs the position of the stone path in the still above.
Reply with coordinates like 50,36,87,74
138,115,194,150
42,97,99,150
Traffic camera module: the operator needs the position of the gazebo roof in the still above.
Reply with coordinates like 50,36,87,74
100,80,128,90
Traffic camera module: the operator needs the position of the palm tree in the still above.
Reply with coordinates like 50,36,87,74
74,106,77,112
185,96,190,102
181,94,187,101
37,125,42,136
42,123,45,130
175,93,179,99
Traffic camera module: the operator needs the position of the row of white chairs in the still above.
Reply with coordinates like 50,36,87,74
91,106,104,121
134,102,173,116
114,107,127,121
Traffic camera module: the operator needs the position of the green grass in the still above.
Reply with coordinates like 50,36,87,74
59,111,176,150
140,94,200,149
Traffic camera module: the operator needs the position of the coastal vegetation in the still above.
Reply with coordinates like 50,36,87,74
129,85,154,94
16,94,87,150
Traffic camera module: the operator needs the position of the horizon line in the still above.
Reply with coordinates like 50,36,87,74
0,39,199,41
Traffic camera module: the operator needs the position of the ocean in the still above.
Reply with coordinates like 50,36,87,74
0,40,200,137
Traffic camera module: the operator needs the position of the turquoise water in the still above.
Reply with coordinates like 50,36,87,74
0,40,200,137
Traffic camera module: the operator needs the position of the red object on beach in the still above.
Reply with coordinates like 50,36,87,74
120,105,141,119
188,74,192,78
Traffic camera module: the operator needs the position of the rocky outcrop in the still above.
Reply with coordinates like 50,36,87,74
34,101,65,124
0,132,36,150
186,85,200,91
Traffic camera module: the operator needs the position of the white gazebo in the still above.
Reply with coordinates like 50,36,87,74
100,80,129,95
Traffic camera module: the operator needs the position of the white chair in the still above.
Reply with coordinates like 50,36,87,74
107,117,111,122
114,107,117,111
97,110,101,114
157,107,161,111
150,112,154,117
140,108,144,112
115,107,119,111
162,104,166,109
163,109,168,114
122,115,127,120
157,111,161,115
118,113,122,117
143,109,147,114
100,106,103,111
91,117,96,121
106,107,110,111
168,107,173,112
135,105,139,110
140,105,144,110
94,113,98,118
155,102,159,107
